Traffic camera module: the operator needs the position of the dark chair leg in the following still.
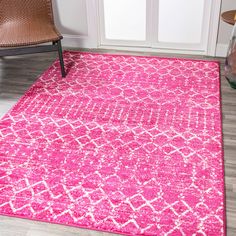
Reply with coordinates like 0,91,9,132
56,40,66,77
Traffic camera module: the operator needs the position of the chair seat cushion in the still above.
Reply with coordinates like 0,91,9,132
0,22,62,47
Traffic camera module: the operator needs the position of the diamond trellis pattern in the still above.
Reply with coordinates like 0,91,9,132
0,51,224,235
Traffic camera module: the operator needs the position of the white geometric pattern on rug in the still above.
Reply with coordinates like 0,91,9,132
0,52,224,235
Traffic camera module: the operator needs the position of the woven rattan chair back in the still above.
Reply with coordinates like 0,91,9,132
0,0,66,77
0,0,54,25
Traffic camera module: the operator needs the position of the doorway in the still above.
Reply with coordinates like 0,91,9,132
98,0,221,55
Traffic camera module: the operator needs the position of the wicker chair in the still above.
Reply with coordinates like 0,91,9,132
0,0,66,77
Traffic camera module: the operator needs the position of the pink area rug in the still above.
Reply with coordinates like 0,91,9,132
0,51,225,235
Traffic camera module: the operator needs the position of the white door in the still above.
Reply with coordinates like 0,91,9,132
98,0,221,55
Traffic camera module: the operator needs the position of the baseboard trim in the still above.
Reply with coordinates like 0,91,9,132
61,36,229,58
216,43,228,58
61,34,97,49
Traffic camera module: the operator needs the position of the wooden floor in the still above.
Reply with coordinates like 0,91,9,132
0,49,235,236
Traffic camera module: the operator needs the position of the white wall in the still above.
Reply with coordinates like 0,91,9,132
52,0,98,48
216,0,236,57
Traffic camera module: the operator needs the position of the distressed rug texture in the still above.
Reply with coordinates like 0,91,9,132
0,51,225,235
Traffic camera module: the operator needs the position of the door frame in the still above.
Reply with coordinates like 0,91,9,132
89,0,222,56
206,0,222,56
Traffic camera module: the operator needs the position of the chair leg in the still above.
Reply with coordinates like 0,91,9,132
56,40,66,77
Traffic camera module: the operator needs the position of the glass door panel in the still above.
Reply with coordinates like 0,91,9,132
158,0,205,44
100,0,148,46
